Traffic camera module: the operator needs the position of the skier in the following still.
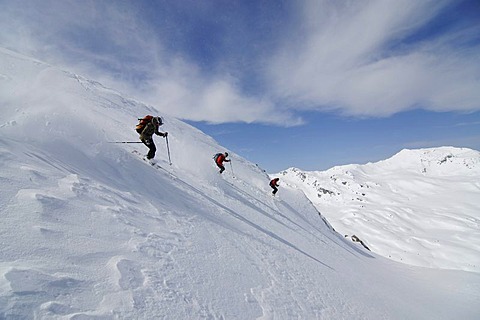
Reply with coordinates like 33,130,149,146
270,178,280,196
214,152,230,174
137,116,168,160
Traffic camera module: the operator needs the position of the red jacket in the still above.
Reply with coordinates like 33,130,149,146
216,154,230,165
270,178,279,187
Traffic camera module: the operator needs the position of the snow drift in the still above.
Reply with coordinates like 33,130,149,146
1,48,479,319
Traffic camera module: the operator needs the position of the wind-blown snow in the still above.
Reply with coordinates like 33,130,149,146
1,48,479,319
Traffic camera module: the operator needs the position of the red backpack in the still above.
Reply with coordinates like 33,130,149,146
135,115,153,134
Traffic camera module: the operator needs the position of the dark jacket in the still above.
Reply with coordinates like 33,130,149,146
139,122,166,141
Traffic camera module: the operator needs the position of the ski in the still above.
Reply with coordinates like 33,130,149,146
132,150,177,180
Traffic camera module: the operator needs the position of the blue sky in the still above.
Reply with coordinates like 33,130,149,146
1,0,479,172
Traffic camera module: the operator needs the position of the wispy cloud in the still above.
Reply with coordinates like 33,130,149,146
1,0,478,125
454,121,480,127
0,0,304,126
267,0,480,117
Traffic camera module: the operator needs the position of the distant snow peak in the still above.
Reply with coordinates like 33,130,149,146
279,147,480,272
391,147,479,174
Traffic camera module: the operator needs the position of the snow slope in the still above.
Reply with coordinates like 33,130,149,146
1,48,480,319
279,147,480,273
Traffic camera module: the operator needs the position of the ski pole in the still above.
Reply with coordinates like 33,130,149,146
107,141,143,144
165,136,172,165
229,161,235,178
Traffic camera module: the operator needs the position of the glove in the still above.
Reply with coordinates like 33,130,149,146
164,132,168,137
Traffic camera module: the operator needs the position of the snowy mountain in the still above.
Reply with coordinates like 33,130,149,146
279,147,480,273
1,48,480,319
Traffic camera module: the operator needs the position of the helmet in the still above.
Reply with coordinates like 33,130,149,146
152,116,163,126
224,152,229,157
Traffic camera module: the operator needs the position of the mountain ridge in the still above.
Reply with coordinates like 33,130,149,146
279,146,480,272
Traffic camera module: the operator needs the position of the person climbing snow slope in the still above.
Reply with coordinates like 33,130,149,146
136,115,168,160
214,152,231,174
270,177,280,196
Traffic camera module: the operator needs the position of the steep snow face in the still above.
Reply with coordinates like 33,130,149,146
1,48,480,319
280,147,480,272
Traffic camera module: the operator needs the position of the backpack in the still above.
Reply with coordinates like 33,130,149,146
213,153,222,163
135,115,153,134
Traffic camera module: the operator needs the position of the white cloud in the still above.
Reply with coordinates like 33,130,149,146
1,0,478,125
267,0,480,117
0,0,300,126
